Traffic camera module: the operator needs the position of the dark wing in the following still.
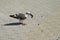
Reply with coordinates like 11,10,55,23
9,14,19,19
9,13,26,20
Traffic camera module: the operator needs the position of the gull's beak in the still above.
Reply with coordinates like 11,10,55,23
29,13,33,18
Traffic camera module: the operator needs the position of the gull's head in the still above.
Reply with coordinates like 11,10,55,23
26,12,31,15
25,12,33,18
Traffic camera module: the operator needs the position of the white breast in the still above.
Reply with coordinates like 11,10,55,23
25,14,28,18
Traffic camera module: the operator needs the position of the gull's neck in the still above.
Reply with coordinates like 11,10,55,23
25,14,28,18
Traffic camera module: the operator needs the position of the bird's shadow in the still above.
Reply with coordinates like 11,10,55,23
4,22,22,26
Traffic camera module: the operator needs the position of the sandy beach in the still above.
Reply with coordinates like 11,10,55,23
0,0,60,40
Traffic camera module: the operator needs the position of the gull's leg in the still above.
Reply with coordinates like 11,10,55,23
19,19,26,25
19,19,22,23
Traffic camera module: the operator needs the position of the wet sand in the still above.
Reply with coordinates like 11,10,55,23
0,0,60,40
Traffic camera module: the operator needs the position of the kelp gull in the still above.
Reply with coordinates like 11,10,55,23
9,12,33,25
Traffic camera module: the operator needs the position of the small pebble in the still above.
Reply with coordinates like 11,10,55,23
38,24,39,25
